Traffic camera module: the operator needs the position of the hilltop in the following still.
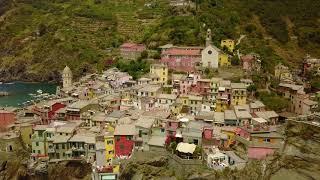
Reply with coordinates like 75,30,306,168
0,0,319,82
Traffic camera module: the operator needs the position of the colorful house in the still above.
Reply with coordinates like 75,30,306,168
114,124,136,157
231,83,247,106
104,132,115,162
150,64,168,85
32,99,69,124
221,39,235,52
31,125,48,160
160,44,202,72
235,126,283,159
0,109,16,131
274,63,293,82
218,53,230,67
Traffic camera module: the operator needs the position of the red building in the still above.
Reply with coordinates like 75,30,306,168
0,110,16,131
32,100,67,124
159,45,202,73
120,43,146,60
114,124,136,157
190,79,211,97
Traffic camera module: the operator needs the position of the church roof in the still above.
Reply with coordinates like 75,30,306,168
63,66,72,74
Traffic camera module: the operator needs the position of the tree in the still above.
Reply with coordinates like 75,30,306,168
140,50,148,60
247,84,257,97
231,56,240,66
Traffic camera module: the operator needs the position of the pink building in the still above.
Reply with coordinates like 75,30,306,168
160,45,202,72
177,74,201,95
191,79,211,97
235,126,283,159
241,55,255,71
120,43,146,60
0,110,16,131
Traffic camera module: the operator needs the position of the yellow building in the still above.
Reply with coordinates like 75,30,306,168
274,63,293,82
218,53,231,67
104,132,115,162
179,95,190,106
170,103,183,116
215,99,229,112
221,127,237,147
150,64,168,85
231,83,247,106
221,39,235,52
19,123,33,147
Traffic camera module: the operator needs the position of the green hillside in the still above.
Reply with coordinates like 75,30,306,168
0,0,319,82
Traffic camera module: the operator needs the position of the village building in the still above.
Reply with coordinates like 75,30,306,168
160,44,202,72
114,124,136,158
249,100,266,113
155,94,177,109
235,126,283,159
104,131,115,163
0,131,22,153
240,54,261,73
224,110,237,126
68,132,96,162
135,116,156,151
149,63,168,85
119,43,146,60
254,111,279,125
31,125,49,160
221,39,235,52
0,108,16,131
274,63,293,83
231,83,247,106
216,80,231,112
234,105,252,126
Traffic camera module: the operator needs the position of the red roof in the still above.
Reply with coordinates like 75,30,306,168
241,55,255,62
163,48,201,56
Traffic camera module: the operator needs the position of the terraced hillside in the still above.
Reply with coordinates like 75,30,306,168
0,0,319,82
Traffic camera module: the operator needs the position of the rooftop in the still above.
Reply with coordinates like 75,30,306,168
135,116,155,129
114,124,136,136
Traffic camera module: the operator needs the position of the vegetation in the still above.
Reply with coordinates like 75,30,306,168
258,91,289,112
115,59,150,80
0,0,319,82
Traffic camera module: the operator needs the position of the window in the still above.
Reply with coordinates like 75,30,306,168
107,140,113,145
127,136,132,140
60,133,62,135
120,144,124,150
208,50,212,54
161,128,165,133
139,130,142,137
264,138,271,143
109,150,114,154
36,142,39,146
116,136,120,141
63,153,65,157
62,144,65,149
33,150,35,153
38,150,41,154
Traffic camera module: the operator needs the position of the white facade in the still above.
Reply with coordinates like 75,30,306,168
62,66,73,89
201,45,219,68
